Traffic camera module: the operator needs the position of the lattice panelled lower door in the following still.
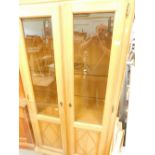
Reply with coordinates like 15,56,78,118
75,128,100,155
39,121,62,149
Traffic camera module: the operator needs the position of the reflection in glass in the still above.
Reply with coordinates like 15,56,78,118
74,13,114,124
22,18,59,117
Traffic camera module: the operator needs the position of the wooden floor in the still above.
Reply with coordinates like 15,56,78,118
19,149,43,155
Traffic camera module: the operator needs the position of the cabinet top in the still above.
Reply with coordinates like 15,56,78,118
19,0,70,3
19,0,118,5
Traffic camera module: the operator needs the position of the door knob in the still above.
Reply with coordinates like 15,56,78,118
60,102,63,106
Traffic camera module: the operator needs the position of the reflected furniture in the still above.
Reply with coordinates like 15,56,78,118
19,73,35,149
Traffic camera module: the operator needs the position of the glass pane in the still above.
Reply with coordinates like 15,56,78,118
39,121,62,149
22,18,59,117
74,13,114,124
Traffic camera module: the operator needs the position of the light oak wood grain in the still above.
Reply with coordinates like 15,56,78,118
19,0,134,155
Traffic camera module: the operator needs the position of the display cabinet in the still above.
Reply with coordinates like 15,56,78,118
19,0,134,155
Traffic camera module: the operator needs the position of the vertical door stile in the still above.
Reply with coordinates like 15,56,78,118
52,5,67,154
60,3,75,155
19,19,42,146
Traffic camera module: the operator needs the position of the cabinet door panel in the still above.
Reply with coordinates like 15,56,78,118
39,121,62,149
75,128,100,155
20,6,67,153
22,17,59,117
61,1,128,155
73,13,114,125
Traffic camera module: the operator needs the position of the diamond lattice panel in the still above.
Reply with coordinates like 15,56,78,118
39,121,62,149
75,128,100,155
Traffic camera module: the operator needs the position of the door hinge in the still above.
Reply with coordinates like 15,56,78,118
126,3,130,17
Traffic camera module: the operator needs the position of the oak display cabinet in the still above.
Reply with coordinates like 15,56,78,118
19,0,134,155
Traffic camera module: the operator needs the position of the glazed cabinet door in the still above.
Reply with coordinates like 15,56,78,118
19,4,67,154
61,0,128,155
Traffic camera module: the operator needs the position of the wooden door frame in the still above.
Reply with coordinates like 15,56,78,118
104,0,135,154
19,3,67,154
61,0,130,154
